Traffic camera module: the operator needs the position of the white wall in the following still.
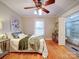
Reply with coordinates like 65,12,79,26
21,16,58,39
0,1,21,33
58,4,79,45
58,17,66,45
61,5,79,17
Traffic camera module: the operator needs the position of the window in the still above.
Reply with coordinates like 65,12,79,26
35,21,44,35
66,12,79,39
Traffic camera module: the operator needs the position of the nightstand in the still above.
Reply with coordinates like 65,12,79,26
0,39,10,58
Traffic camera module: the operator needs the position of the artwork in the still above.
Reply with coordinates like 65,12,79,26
10,17,20,32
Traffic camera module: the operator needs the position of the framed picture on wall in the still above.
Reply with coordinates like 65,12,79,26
10,17,20,32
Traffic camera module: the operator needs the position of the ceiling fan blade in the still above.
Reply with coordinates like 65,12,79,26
33,0,42,8
45,0,55,6
33,0,41,2
24,7,35,9
42,8,49,13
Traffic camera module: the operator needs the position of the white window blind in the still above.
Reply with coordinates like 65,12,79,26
35,21,44,35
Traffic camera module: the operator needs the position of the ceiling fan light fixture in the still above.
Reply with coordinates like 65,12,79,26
38,9,42,15
34,10,38,14
34,9,42,15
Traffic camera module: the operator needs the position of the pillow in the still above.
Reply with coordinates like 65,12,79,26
12,33,19,39
6,33,14,39
30,34,43,39
18,33,27,39
11,32,23,39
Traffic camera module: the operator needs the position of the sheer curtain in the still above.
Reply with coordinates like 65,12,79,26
35,21,44,35
66,12,79,45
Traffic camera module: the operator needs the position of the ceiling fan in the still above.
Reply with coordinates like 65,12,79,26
24,0,55,14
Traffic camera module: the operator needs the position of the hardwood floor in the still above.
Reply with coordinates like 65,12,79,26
2,39,78,59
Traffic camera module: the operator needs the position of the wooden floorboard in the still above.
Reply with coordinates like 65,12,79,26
2,38,78,59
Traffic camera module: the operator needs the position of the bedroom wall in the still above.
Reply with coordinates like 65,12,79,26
0,1,21,33
21,16,58,39
58,4,79,45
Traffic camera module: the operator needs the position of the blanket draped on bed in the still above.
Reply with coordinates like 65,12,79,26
18,35,40,51
29,37,40,51
18,35,31,50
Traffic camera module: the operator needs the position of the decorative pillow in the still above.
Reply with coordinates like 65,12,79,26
12,33,19,39
11,32,23,39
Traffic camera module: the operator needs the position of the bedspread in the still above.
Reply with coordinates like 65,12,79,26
10,35,48,58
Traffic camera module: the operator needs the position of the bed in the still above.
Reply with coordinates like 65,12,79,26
7,32,48,59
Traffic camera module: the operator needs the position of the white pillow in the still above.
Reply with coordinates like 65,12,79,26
7,33,14,39
18,33,27,39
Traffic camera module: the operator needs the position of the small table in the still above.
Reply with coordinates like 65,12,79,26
0,39,10,58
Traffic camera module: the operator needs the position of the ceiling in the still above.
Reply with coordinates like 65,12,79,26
0,0,79,17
